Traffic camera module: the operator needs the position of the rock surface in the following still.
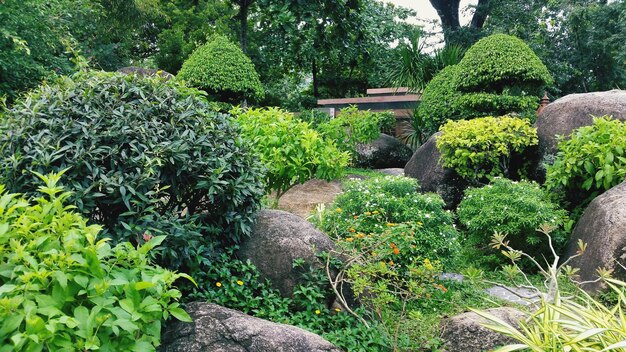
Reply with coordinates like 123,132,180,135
117,66,175,79
278,179,342,218
536,90,626,156
564,181,626,292
159,302,341,352
441,307,525,352
404,132,467,208
355,133,413,169
238,209,335,297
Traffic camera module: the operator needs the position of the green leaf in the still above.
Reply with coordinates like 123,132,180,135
169,307,192,322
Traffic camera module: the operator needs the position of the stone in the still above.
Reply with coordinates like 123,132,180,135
159,302,341,352
404,132,467,208
536,90,626,156
277,179,342,219
355,133,413,169
117,66,175,79
441,307,526,352
237,209,336,297
564,181,626,292
376,168,404,176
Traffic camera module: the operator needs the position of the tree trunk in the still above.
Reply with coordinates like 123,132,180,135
238,0,253,54
470,0,491,29
429,0,461,43
312,58,319,97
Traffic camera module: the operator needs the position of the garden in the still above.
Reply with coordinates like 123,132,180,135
2,1,626,351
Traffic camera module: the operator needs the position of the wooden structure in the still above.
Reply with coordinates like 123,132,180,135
317,88,421,136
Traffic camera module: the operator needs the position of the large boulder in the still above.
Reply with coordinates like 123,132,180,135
441,307,526,352
564,181,626,292
536,90,626,156
404,132,467,208
355,133,413,169
237,209,335,297
278,179,342,218
159,302,341,352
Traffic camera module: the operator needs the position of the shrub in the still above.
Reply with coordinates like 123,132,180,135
457,178,569,264
0,72,265,271
234,107,349,199
316,106,391,160
0,172,191,351
317,176,460,269
297,109,332,129
416,34,551,136
436,116,538,180
177,35,264,103
546,116,626,197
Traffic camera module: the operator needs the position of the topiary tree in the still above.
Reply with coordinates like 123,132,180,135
417,34,552,136
176,35,264,104
0,71,266,272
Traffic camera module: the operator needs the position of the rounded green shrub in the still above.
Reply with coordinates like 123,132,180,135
177,35,264,103
317,176,460,269
546,116,626,196
0,71,265,271
436,116,538,180
416,34,552,136
0,173,191,351
457,178,569,266
456,33,553,92
234,107,349,199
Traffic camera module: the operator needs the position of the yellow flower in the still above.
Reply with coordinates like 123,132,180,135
336,208,342,213
365,211,371,216
349,227,356,233
216,282,222,287
372,210,379,214
315,309,321,315
345,237,354,242
335,308,341,312
237,280,244,286
355,233,365,239
386,222,395,227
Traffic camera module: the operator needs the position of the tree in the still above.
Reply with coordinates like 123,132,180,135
428,0,491,45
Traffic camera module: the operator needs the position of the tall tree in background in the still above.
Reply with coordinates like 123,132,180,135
428,0,491,45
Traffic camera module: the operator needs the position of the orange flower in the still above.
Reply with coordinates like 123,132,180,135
355,233,365,239
349,228,356,233
388,260,394,266
353,215,359,219
393,248,400,255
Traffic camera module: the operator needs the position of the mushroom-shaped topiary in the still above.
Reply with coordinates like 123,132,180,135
177,35,264,103
417,34,552,136
456,33,553,94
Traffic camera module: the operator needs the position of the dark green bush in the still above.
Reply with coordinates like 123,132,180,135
177,35,264,103
416,34,552,136
0,71,265,272
457,178,569,267
0,173,191,351
546,116,626,199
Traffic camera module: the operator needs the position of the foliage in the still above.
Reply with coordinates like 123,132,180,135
416,34,551,137
317,176,460,269
436,116,538,180
177,35,264,103
0,72,265,272
316,106,390,160
297,109,332,129
456,34,553,93
457,178,569,267
386,29,465,92
476,226,626,351
546,116,626,199
0,172,192,352
234,107,349,199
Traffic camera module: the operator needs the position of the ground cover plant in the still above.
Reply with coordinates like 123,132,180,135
0,172,191,351
0,71,265,273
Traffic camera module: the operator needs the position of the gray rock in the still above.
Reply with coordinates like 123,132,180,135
441,307,526,352
376,168,405,176
536,90,626,156
159,302,341,352
237,209,335,297
564,181,626,292
356,133,413,169
278,179,342,219
404,132,467,208
117,66,175,79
